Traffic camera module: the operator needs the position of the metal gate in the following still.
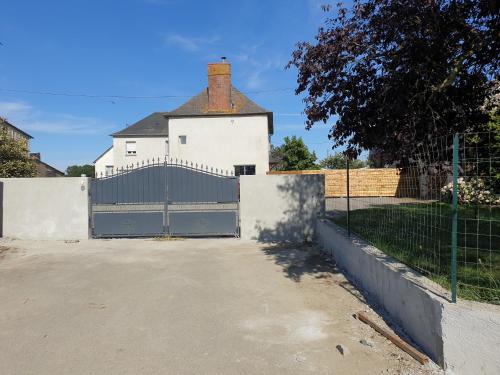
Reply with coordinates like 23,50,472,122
90,159,239,237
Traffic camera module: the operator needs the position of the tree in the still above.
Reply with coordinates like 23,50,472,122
288,0,499,163
273,136,319,171
66,164,95,177
319,153,366,169
0,128,36,177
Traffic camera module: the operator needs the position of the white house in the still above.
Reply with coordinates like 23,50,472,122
94,60,273,177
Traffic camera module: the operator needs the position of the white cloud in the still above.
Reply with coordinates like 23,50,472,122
226,44,286,90
0,101,114,135
0,101,32,117
165,34,220,52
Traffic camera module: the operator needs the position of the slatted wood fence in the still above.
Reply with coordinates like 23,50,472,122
268,168,414,197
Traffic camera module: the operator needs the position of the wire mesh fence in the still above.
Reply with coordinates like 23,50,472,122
330,130,500,304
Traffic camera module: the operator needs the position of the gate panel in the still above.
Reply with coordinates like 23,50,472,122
93,212,163,237
168,211,237,236
90,160,239,238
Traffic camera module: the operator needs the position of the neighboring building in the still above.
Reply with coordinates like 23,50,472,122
1,117,32,146
1,117,63,177
30,153,65,177
94,59,273,177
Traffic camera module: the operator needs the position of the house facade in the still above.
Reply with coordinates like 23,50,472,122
94,60,273,177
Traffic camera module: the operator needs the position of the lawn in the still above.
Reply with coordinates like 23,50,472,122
332,202,500,304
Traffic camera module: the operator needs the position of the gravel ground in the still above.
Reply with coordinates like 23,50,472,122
0,238,441,375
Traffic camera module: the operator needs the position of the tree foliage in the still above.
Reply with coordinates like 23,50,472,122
66,164,95,177
288,0,499,162
319,153,366,169
0,128,36,177
273,136,319,171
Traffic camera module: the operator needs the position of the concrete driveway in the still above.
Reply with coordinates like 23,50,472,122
0,238,437,374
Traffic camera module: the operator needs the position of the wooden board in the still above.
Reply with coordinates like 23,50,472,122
355,311,429,365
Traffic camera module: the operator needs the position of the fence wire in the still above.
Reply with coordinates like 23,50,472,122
331,131,499,304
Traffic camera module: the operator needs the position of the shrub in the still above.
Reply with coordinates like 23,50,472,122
441,177,500,205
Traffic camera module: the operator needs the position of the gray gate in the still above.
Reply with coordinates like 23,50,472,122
90,159,239,237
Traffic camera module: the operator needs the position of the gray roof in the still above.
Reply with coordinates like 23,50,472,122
167,86,270,116
112,86,273,137
111,112,169,137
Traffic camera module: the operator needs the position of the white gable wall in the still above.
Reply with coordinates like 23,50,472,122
168,115,269,174
112,136,168,171
94,146,114,177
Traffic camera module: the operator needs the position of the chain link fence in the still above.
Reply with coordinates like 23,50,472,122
331,131,499,304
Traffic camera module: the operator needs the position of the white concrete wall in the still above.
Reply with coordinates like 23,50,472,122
94,146,114,177
442,302,500,374
0,178,90,240
316,219,500,373
240,174,324,242
169,115,270,174
112,136,168,171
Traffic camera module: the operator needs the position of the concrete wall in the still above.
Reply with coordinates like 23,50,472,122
240,174,324,242
169,115,270,174
0,177,90,240
316,219,500,373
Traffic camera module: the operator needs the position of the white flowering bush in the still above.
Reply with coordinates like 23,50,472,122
441,177,500,205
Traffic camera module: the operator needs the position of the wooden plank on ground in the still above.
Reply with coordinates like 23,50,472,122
355,311,429,365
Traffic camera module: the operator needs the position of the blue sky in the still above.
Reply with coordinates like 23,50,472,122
0,0,339,171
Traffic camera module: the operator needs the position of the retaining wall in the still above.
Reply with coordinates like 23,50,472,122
0,177,90,240
239,174,324,242
316,219,500,374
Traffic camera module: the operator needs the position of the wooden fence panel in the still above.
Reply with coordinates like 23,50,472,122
268,169,412,197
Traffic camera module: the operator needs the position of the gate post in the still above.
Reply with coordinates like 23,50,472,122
164,159,169,237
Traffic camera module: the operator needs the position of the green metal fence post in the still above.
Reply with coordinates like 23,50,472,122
451,134,459,303
346,157,350,237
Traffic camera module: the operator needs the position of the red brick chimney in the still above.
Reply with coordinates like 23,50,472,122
207,58,231,112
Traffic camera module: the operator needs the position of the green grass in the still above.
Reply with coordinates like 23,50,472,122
332,202,500,304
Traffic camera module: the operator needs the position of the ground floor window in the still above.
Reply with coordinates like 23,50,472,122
234,165,255,176
105,165,113,176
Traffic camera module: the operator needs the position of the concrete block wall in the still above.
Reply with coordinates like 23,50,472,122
316,219,500,374
0,177,90,240
239,174,325,242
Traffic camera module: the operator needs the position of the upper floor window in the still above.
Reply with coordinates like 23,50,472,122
234,165,256,176
178,135,187,145
126,141,136,155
